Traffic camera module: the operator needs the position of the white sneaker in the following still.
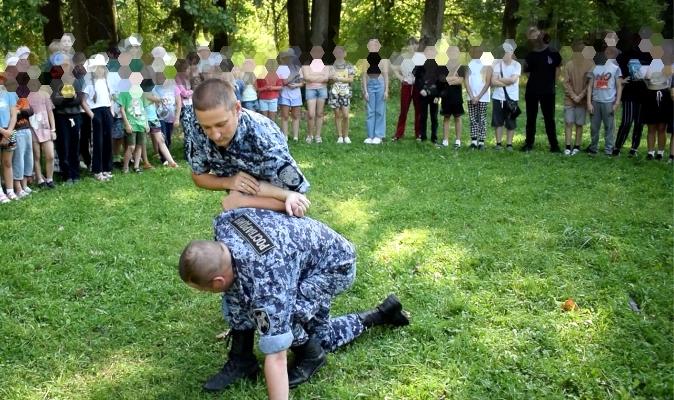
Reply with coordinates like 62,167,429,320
17,190,29,199
454,140,461,149
442,139,449,147
0,193,9,204
344,137,351,144
315,137,323,144
103,172,114,178
337,137,344,144
571,148,580,156
564,148,571,155
23,186,32,194
372,137,382,144
305,136,313,143
364,138,373,144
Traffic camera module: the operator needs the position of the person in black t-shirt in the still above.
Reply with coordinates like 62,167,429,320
522,28,562,152
614,34,652,156
438,60,465,148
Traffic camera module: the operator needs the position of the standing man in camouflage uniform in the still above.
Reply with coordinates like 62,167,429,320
178,208,409,398
187,78,312,391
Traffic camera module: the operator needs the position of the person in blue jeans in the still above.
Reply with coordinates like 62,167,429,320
362,39,389,145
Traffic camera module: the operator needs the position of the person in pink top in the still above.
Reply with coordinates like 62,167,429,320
28,89,56,188
256,72,283,121
302,61,330,143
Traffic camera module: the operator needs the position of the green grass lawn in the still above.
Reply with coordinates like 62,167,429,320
1,89,672,399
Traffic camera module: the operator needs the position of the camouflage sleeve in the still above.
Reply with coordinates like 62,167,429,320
252,119,310,193
187,123,211,174
221,290,255,330
252,294,294,354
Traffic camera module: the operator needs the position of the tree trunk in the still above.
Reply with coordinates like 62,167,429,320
177,0,196,48
212,0,229,51
502,0,519,40
40,0,64,46
287,0,310,59
310,0,330,47
324,0,342,63
70,0,118,52
136,0,143,34
420,0,444,45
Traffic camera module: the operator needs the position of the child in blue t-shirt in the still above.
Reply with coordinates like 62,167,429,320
0,82,18,202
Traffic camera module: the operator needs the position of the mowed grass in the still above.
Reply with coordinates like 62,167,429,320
0,89,672,400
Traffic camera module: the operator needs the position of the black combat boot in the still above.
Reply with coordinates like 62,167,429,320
202,328,260,392
358,294,410,328
288,338,327,388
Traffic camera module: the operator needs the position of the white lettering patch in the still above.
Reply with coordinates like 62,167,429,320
230,215,276,255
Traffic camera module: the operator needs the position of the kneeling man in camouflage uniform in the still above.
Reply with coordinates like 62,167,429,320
178,208,409,399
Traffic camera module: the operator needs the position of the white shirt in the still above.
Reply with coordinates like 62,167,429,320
84,78,112,109
492,60,521,101
467,59,491,103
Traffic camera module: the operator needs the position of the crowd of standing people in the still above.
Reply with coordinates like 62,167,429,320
0,29,672,204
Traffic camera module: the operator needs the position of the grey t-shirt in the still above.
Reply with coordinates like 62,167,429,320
589,62,622,103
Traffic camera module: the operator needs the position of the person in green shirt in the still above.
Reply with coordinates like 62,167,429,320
117,90,149,173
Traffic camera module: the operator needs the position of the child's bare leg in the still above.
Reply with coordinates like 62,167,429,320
315,100,325,140
565,122,573,147
32,138,44,183
291,107,301,139
153,132,177,166
123,144,134,172
280,105,290,138
454,116,462,142
443,117,450,142
2,151,14,190
342,106,350,138
43,141,55,181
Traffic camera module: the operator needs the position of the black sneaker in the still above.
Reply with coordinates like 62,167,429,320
655,153,663,160
628,149,637,157
586,147,598,155
38,181,48,189
520,145,532,152
469,142,478,149
202,357,260,392
477,143,485,151
495,144,503,151
46,181,56,189
646,153,654,160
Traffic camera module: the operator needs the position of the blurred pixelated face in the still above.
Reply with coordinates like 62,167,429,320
195,103,241,148
94,66,106,78
61,35,73,49
333,47,346,61
503,52,513,62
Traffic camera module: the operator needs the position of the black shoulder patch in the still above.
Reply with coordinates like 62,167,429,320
230,215,276,255
277,162,304,191
253,308,271,335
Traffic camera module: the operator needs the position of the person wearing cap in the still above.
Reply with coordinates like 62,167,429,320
82,54,115,181
178,201,409,398
491,42,522,151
